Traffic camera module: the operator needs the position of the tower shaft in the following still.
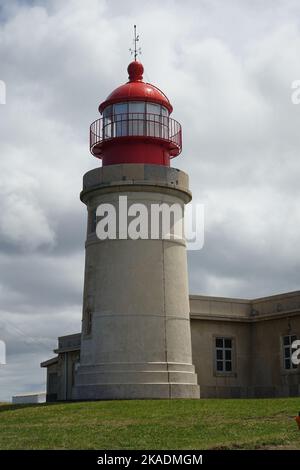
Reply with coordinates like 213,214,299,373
73,164,200,399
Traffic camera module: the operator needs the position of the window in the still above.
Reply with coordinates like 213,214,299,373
128,101,144,135
146,103,160,137
215,337,233,373
103,105,113,138
161,106,169,139
101,102,170,139
283,335,297,370
114,102,128,136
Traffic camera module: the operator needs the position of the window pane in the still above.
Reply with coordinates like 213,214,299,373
161,115,169,139
147,117,160,137
128,102,144,136
103,105,112,117
285,358,291,369
115,120,127,136
147,102,160,114
129,101,144,113
283,336,290,346
161,106,168,116
225,350,232,360
114,102,128,115
291,335,297,343
103,115,112,138
128,116,144,136
215,337,234,374
113,103,128,136
284,347,290,358
216,350,223,360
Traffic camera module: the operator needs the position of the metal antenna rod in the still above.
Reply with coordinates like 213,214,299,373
129,24,141,60
133,25,138,60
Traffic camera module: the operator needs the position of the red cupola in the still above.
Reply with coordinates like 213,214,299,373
90,60,182,166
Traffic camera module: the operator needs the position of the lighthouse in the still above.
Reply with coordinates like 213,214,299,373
72,46,200,399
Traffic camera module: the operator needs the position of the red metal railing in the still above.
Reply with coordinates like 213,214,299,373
90,112,182,156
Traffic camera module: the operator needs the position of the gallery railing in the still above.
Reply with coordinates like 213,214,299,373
90,112,182,156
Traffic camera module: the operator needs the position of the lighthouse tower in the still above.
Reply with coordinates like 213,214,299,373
72,54,200,399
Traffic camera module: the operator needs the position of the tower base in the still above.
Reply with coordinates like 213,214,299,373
73,383,200,400
72,362,200,400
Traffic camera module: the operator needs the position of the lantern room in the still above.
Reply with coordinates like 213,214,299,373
90,60,182,166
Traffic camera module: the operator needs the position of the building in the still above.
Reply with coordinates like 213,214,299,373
42,291,300,400
190,291,300,398
41,57,300,400
12,392,46,404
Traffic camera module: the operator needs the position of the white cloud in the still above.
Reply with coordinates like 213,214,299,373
0,170,56,250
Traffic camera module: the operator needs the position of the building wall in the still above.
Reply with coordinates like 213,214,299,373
249,291,300,397
55,350,80,401
191,319,252,398
251,317,300,397
12,393,46,404
42,292,300,400
190,292,300,398
42,334,81,402
46,363,58,402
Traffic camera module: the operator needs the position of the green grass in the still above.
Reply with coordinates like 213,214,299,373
0,398,300,450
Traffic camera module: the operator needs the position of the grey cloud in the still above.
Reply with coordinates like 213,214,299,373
1,0,300,400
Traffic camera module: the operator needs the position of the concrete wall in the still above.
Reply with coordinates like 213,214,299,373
44,351,80,402
46,362,58,402
12,393,46,404
190,293,300,398
250,291,300,396
73,164,199,400
191,319,252,398
42,292,300,400
251,317,300,397
41,334,81,402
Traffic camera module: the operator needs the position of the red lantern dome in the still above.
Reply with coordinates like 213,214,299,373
99,61,173,114
90,61,182,166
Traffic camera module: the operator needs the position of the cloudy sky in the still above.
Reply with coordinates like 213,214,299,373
1,0,300,401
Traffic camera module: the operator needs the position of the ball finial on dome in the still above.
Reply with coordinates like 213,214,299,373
128,61,144,82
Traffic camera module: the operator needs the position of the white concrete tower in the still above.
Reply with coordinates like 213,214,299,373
72,58,200,399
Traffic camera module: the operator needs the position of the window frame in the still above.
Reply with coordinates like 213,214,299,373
281,334,298,372
213,335,236,377
101,101,169,139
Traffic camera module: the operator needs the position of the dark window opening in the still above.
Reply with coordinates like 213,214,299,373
215,337,233,373
283,335,298,370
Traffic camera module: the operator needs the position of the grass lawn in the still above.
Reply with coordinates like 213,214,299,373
0,398,300,450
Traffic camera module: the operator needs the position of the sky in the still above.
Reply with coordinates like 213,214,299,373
1,0,300,401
